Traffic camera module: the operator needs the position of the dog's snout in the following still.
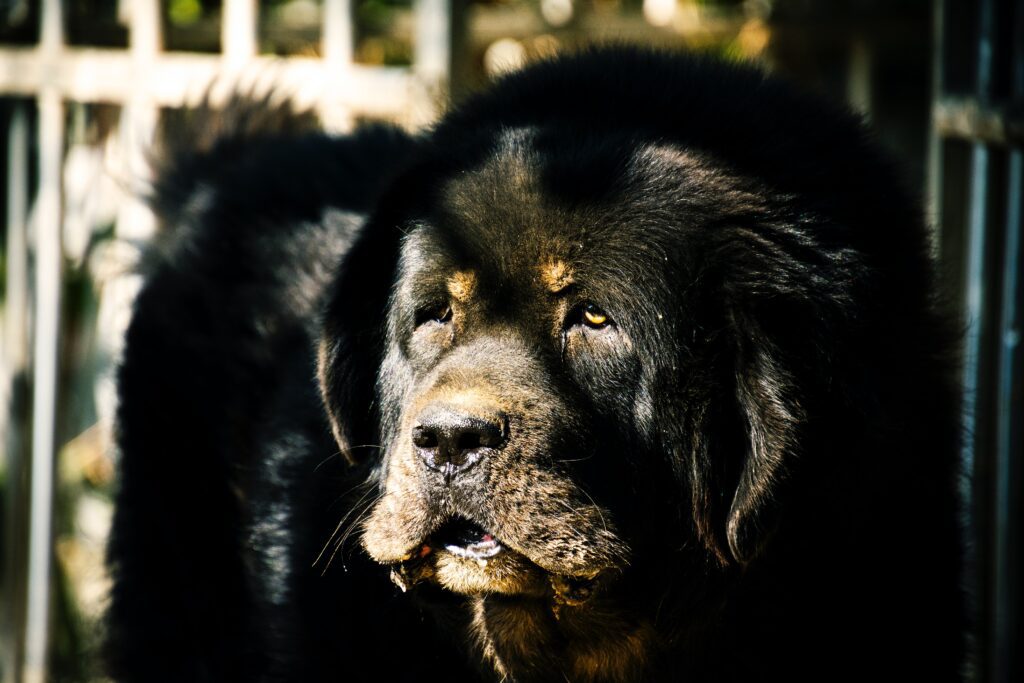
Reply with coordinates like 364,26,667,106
412,406,506,481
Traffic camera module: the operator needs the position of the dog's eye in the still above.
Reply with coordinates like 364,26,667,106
576,303,611,329
416,303,452,326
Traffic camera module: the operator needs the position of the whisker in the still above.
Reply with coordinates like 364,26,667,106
575,485,610,535
314,444,386,472
555,454,594,464
552,498,595,543
335,490,385,553
325,478,377,512
323,493,383,574
313,451,342,472
553,488,610,536
313,485,379,568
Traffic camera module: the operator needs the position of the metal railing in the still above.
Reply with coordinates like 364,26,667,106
929,1,1023,682
0,2,455,682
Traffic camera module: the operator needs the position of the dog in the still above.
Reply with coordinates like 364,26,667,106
106,48,966,682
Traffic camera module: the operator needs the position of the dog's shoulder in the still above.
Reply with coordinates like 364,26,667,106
108,99,422,682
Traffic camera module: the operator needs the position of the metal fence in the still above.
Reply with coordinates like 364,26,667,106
0,2,454,682
1,1,1022,682
929,1,1023,682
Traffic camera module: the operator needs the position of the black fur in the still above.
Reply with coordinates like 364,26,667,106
108,48,965,682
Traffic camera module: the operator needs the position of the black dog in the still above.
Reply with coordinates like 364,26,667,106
107,48,965,682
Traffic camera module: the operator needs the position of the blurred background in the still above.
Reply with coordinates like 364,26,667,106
0,1,1021,682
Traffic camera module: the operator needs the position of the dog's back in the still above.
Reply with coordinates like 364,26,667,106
105,104,469,682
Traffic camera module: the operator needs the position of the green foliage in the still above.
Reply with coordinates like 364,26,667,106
168,0,203,26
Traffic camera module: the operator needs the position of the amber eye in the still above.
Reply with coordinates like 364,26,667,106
580,303,610,328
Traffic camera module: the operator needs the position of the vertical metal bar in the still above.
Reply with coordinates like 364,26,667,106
993,136,1022,683
4,106,30,381
130,0,162,59
23,0,64,676
962,158,989,474
414,0,451,83
40,0,62,51
322,0,354,66
23,90,64,683
926,0,946,241
320,0,355,131
413,0,453,125
121,0,159,244
412,0,462,125
961,0,995,483
222,0,258,67
992,3,1024,680
846,37,872,120
3,102,31,683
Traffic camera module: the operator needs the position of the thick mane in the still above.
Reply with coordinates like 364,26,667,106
435,47,907,225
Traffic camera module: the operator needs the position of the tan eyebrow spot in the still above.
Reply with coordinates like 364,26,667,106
447,271,477,302
541,259,574,293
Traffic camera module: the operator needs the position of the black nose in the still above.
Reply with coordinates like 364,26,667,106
412,406,507,482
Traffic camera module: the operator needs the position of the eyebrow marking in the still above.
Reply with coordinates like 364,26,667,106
541,259,574,293
447,271,477,302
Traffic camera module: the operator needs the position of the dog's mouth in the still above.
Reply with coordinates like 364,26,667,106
431,517,504,560
387,516,610,608
387,516,546,597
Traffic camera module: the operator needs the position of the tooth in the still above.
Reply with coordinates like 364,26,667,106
390,568,408,592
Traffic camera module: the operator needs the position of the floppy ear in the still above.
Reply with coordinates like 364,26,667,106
684,298,808,567
318,147,461,467
317,215,403,465
725,312,805,564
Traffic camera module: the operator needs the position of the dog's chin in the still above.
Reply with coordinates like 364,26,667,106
430,547,550,596
383,517,609,603
385,517,545,596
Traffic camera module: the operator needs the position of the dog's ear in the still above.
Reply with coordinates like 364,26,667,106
724,311,805,564
684,287,811,567
317,217,402,465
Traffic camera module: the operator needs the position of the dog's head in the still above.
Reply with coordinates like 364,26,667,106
315,48,911,675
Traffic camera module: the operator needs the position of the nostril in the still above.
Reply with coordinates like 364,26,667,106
455,431,482,451
474,421,505,448
411,425,438,449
